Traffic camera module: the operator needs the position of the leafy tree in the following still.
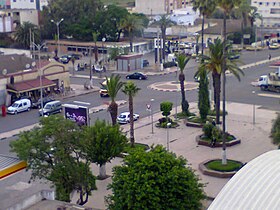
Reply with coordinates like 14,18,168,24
109,47,120,62
192,0,216,57
10,115,96,205
107,145,205,209
105,75,125,125
153,15,176,61
122,81,140,147
83,120,127,179
160,101,173,120
119,13,145,52
14,22,40,49
271,113,280,147
198,65,210,122
177,53,191,114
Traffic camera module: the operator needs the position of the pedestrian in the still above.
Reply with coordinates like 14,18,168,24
77,63,80,71
269,54,272,60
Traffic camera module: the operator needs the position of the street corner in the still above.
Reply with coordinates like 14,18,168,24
148,81,199,92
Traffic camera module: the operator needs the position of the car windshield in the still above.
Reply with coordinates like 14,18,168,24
119,114,126,119
44,104,51,109
11,103,19,107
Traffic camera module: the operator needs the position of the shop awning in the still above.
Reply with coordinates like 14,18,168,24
7,77,56,93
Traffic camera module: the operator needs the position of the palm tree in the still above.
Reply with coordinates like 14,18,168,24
105,75,124,125
92,32,99,63
177,53,191,114
197,39,244,124
119,14,144,52
217,0,242,164
122,81,140,147
153,15,176,61
192,0,216,57
14,21,40,49
248,6,262,28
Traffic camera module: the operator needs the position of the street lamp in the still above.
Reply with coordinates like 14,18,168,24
33,43,46,116
167,122,171,151
252,91,256,125
51,18,64,56
151,98,155,134
102,37,106,65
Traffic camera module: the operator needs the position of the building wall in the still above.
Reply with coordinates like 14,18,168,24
10,0,36,9
252,0,280,27
18,9,38,25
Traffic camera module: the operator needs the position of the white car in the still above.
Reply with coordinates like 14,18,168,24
117,112,139,124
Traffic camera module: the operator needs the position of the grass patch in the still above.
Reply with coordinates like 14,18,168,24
123,143,149,154
188,116,216,124
201,134,235,142
176,111,195,119
101,0,134,7
205,159,243,172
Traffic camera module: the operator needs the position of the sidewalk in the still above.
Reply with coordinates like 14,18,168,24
72,101,278,209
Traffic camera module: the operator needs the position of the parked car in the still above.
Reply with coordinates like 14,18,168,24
117,112,139,124
32,97,54,109
67,53,81,60
143,59,149,67
7,99,31,114
99,79,109,97
126,72,147,80
39,100,62,116
59,55,70,64
269,43,280,50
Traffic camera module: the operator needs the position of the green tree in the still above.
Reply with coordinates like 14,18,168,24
217,0,242,164
153,15,176,61
10,115,96,205
198,65,210,122
107,145,205,209
14,22,40,49
83,120,127,179
271,114,280,147
248,6,262,28
177,53,191,114
160,101,173,120
119,13,145,52
192,0,216,56
105,75,125,125
122,81,140,147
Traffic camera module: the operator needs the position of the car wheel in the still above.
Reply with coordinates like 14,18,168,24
27,107,30,112
59,109,62,113
139,77,142,80
126,76,130,79
38,105,41,109
14,110,17,115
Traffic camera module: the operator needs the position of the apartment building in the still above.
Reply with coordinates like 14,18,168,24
0,0,47,10
252,0,280,27
135,0,192,15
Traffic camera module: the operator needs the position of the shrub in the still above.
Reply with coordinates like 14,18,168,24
271,113,280,145
212,126,222,140
203,123,214,139
160,101,173,118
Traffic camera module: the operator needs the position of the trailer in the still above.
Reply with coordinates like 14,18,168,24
258,69,280,92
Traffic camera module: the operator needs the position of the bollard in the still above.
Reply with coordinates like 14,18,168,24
2,105,6,117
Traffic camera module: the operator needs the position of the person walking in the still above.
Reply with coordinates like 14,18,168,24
269,54,272,60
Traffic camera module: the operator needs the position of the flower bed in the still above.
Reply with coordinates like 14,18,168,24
196,134,241,147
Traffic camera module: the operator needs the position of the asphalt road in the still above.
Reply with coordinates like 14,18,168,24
1,48,280,134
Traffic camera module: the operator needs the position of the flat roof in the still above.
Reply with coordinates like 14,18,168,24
208,150,280,210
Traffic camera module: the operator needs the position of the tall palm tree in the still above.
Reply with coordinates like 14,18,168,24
177,53,190,114
105,75,124,125
119,14,144,52
14,21,40,49
197,39,244,124
237,0,251,48
122,81,140,147
217,0,242,164
248,6,262,28
92,32,99,63
153,15,176,61
192,0,216,57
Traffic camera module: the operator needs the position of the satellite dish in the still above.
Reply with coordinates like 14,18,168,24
26,64,30,69
31,62,36,67
2,69,7,75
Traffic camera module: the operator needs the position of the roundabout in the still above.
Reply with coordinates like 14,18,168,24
148,81,199,92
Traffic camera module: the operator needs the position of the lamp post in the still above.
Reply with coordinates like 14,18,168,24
51,18,64,57
167,122,171,151
33,43,46,116
151,98,155,134
252,91,256,125
102,37,106,65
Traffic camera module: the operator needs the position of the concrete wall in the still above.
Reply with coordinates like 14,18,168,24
19,9,38,25
135,0,166,15
7,190,54,210
11,0,36,9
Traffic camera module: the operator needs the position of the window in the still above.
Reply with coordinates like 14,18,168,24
30,0,34,2
13,0,16,2
259,2,263,5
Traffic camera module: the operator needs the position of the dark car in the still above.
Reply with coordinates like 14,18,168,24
143,59,149,67
33,97,54,109
126,72,147,80
59,55,70,64
68,53,81,60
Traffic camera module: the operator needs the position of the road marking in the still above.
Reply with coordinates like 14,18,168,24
73,101,91,105
258,93,280,98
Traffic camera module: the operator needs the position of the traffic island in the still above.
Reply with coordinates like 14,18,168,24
199,159,243,178
196,134,241,147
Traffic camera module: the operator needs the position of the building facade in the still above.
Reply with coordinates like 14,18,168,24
252,0,280,27
135,0,192,15
0,0,47,10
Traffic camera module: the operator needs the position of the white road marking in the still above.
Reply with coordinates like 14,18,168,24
258,93,280,98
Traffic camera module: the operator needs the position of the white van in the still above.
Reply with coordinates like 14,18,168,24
7,99,31,114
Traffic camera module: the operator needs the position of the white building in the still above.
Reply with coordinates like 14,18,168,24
170,7,199,26
252,0,280,27
135,0,192,15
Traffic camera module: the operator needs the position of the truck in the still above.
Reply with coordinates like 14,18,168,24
258,68,280,92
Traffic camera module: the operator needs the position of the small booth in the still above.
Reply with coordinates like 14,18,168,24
117,54,143,72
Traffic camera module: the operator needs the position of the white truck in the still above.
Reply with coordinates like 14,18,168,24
258,68,280,92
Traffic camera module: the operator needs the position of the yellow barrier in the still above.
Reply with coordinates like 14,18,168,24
0,161,27,179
